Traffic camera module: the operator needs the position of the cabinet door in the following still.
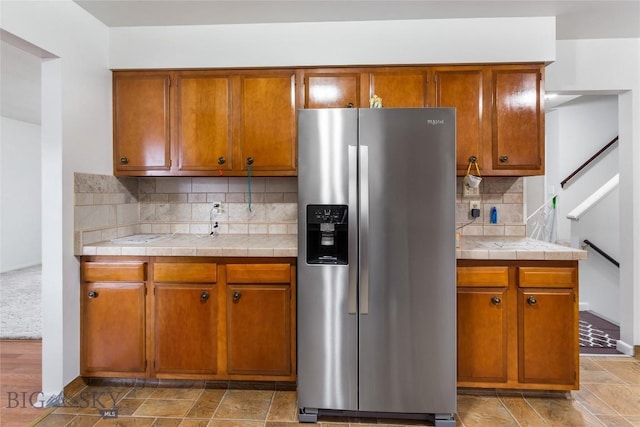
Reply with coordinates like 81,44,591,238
457,287,508,383
81,282,146,375
518,288,577,386
490,66,544,174
235,72,297,174
154,284,218,375
227,284,292,376
431,67,487,175
304,71,362,108
368,68,428,107
113,72,171,174
176,72,233,173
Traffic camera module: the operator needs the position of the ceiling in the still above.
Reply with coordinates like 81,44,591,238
73,0,640,40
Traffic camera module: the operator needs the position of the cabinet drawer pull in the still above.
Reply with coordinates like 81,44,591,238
200,291,209,301
88,290,99,299
217,157,226,165
246,157,254,165
499,155,509,163
347,102,354,108
527,296,538,306
120,157,129,165
491,296,501,305
232,291,242,302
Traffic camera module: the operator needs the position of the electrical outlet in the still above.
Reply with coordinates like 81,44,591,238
470,200,481,218
463,183,480,198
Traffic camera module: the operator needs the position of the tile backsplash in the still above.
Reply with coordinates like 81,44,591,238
74,174,141,253
74,173,298,255
137,176,298,236
455,176,526,237
74,173,524,255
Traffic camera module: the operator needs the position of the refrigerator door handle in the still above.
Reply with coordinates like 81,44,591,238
348,145,358,315
359,145,369,315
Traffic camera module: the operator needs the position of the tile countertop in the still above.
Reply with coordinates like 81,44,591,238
457,236,587,261
81,233,298,257
82,234,586,261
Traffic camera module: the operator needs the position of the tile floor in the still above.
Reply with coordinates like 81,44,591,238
31,356,640,427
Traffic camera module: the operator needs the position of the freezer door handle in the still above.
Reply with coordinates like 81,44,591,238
360,145,369,314
348,145,358,315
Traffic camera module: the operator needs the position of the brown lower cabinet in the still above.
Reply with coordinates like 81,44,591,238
226,263,294,378
80,256,296,381
457,260,579,391
153,261,219,377
80,260,147,377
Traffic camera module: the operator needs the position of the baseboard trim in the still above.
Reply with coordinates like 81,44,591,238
616,340,635,356
579,302,589,311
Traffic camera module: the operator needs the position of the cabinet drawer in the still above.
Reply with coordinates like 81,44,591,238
226,264,291,284
518,267,577,288
83,262,146,282
457,266,509,287
154,263,217,283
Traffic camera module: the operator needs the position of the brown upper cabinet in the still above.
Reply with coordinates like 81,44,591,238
489,65,544,175
368,68,429,108
302,67,428,109
113,63,544,177
113,72,172,173
430,66,487,175
431,64,544,176
304,70,364,109
176,71,233,174
234,71,297,174
113,69,298,177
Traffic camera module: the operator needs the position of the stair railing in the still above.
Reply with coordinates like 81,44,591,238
567,174,619,248
561,136,618,189
582,239,619,268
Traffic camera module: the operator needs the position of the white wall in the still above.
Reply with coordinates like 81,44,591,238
555,96,619,242
579,187,620,323
540,96,620,323
109,17,556,68
0,0,111,397
547,38,640,349
0,117,41,272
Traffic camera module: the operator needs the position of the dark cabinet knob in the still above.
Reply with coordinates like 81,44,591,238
232,291,241,302
527,296,538,306
347,103,354,108
200,291,209,301
491,296,501,305
88,290,98,299
499,155,509,163
469,156,478,164
217,157,226,165
246,157,254,166
120,157,129,165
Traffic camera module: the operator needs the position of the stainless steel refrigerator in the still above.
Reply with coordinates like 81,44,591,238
297,108,457,426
